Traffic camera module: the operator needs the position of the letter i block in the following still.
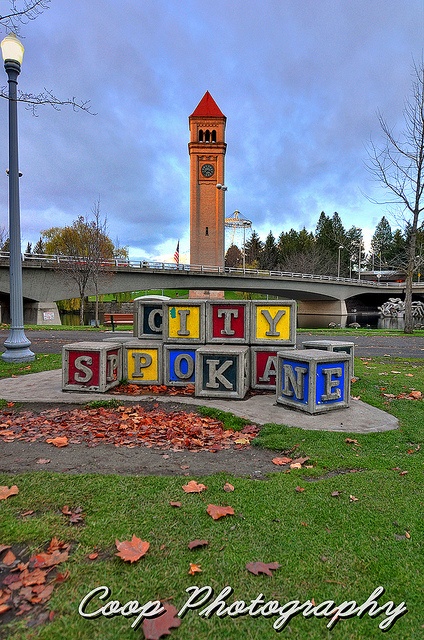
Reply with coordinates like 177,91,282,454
133,299,164,340
251,345,295,390
276,349,350,414
206,301,250,343
250,300,296,346
163,300,206,344
62,342,122,392
163,345,196,386
195,345,250,399
123,340,162,385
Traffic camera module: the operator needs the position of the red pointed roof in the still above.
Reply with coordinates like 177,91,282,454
190,91,225,118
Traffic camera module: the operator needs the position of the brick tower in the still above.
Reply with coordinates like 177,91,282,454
188,91,227,268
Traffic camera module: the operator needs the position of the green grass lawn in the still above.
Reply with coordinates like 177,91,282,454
0,356,423,638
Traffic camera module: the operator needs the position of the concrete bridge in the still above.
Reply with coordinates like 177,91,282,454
0,255,423,324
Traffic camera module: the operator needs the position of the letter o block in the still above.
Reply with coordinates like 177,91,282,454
62,342,122,392
195,345,250,399
123,340,162,385
276,349,350,414
164,345,196,386
250,300,296,346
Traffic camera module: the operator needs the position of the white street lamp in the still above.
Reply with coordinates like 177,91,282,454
1,33,34,362
337,245,343,278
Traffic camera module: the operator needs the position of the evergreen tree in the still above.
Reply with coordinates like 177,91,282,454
259,231,278,270
371,216,393,268
225,244,243,267
33,237,46,255
244,230,263,267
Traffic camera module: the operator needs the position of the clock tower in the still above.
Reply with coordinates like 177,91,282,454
189,91,227,268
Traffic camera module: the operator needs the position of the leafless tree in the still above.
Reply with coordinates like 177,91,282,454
367,61,424,333
0,1,94,114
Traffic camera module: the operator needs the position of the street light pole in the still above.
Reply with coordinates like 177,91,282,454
337,245,343,278
1,33,34,362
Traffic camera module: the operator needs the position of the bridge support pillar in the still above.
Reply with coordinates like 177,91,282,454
297,300,347,328
26,302,61,325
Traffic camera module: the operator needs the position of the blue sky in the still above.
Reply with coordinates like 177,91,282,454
0,0,423,263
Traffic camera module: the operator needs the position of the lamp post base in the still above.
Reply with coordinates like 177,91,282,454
2,328,35,363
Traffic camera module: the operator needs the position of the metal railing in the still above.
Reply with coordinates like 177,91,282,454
0,251,412,287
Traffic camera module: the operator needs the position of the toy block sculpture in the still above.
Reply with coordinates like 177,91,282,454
195,345,250,399
62,342,121,392
250,300,296,346
123,340,162,385
206,301,250,343
163,300,206,344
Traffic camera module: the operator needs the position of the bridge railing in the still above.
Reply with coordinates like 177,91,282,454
0,251,412,287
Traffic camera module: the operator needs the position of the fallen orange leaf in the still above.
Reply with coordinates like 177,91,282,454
182,480,207,493
206,504,235,520
272,457,292,466
45,436,68,448
0,485,19,500
115,536,150,563
188,562,202,575
246,561,281,576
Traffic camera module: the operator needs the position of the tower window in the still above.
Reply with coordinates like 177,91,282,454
198,129,203,142
212,130,216,142
205,130,210,143
205,227,209,236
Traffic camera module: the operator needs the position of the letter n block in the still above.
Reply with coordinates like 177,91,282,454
206,301,250,343
163,345,196,386
123,340,162,385
62,342,122,392
251,345,295,390
133,299,164,340
250,300,296,346
163,300,206,344
195,345,250,399
276,349,350,414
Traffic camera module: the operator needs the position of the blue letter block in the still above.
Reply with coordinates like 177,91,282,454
276,349,350,414
164,345,196,386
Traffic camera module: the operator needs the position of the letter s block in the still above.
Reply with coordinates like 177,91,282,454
250,300,296,346
62,342,122,392
276,349,350,414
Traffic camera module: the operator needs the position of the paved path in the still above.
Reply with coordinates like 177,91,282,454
1,329,424,358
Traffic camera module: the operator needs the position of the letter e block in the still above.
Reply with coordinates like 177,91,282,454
163,300,206,344
251,300,296,346
276,349,350,414
195,345,250,399
164,345,196,386
206,301,250,343
123,340,162,385
62,342,122,392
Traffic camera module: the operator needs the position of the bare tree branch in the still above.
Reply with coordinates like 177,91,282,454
0,1,50,31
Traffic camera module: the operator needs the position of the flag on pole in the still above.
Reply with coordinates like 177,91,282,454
174,240,180,264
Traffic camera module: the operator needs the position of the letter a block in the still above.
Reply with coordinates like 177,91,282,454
195,345,250,399
276,349,350,414
163,300,206,344
250,345,295,390
250,300,296,346
206,301,250,343
62,342,122,392
163,345,196,386
123,340,162,385
133,299,164,340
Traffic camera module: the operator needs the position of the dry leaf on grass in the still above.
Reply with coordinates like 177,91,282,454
188,539,208,550
246,561,281,576
272,457,292,466
0,485,19,500
223,482,235,492
142,603,181,640
115,536,150,563
182,480,207,493
206,504,235,520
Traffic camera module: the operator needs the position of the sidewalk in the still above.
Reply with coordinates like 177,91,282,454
0,370,398,434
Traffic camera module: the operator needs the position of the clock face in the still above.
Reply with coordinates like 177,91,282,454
201,163,215,178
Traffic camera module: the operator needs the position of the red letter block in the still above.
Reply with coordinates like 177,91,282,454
62,342,122,392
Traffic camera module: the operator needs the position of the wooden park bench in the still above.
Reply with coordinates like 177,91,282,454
103,313,134,331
